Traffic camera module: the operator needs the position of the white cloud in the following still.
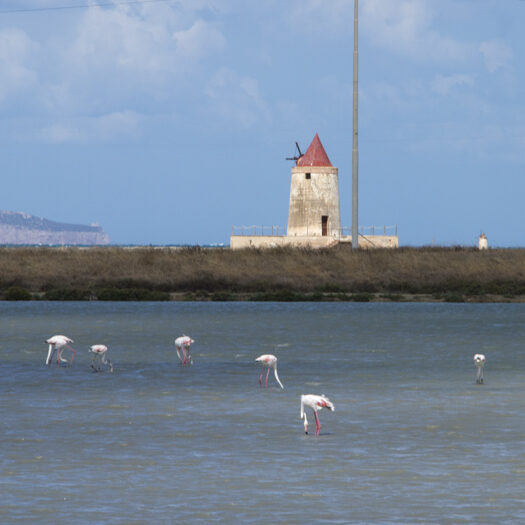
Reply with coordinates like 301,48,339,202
288,0,352,31
0,3,229,140
479,39,512,73
67,7,178,78
362,0,472,63
364,81,405,111
41,9,223,118
288,0,474,64
0,28,38,102
173,19,225,61
431,74,474,96
63,5,225,79
59,7,228,111
204,68,268,128
38,111,142,143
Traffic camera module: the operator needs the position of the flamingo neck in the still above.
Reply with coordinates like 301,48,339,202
300,401,308,433
273,365,284,389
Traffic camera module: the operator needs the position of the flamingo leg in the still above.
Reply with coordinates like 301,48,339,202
184,346,192,366
182,346,188,365
476,366,484,384
68,346,76,366
259,370,263,386
265,367,270,388
60,345,76,366
314,412,321,436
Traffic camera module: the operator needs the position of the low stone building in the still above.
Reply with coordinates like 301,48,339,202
230,134,398,249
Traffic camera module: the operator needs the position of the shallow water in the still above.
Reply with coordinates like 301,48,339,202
2,302,525,523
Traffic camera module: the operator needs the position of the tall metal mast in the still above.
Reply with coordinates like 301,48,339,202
352,0,359,249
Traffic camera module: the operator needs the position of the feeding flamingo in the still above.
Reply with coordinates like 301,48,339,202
255,354,284,389
45,335,76,367
89,345,113,373
473,353,486,384
175,335,194,365
300,394,335,436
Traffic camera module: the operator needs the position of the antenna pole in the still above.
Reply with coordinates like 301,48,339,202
352,0,359,250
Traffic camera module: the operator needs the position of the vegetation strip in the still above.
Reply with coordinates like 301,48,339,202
1,246,525,302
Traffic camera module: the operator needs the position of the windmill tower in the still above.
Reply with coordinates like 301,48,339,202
287,133,341,238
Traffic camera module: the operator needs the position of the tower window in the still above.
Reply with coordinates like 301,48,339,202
305,173,311,180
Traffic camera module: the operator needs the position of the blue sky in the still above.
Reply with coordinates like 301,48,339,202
0,0,523,246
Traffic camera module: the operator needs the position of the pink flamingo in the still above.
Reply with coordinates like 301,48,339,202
45,335,76,367
175,335,194,365
89,345,113,373
300,394,335,436
473,353,486,384
255,354,284,389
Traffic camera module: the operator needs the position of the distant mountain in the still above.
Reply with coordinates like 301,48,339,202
0,210,110,245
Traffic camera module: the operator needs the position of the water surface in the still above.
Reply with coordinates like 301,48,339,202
2,302,525,523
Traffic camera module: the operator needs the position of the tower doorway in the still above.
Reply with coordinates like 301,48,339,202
322,216,328,236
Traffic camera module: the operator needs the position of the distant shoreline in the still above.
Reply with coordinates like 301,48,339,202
170,291,525,303
3,293,525,303
2,245,525,303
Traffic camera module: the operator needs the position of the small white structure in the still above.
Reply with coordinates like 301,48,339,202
478,232,488,250
230,134,398,249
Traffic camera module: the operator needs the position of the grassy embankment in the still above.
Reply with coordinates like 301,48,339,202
1,246,525,302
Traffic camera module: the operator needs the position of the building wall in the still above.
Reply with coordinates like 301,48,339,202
339,235,399,249
287,166,341,238
230,235,398,250
230,235,339,250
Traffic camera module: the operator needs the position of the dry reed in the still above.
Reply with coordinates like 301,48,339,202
1,246,525,299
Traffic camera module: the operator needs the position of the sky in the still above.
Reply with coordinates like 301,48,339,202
0,0,524,246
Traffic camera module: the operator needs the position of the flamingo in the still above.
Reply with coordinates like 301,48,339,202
89,345,113,373
255,354,284,389
473,353,486,384
45,335,76,367
175,335,194,365
300,394,335,436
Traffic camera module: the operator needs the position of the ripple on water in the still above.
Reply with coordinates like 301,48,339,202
2,302,525,523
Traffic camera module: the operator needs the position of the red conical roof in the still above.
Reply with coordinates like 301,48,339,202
297,133,332,167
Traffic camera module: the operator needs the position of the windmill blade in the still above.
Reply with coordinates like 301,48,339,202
286,141,304,162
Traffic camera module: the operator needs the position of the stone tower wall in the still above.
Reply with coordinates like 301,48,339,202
287,166,341,237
